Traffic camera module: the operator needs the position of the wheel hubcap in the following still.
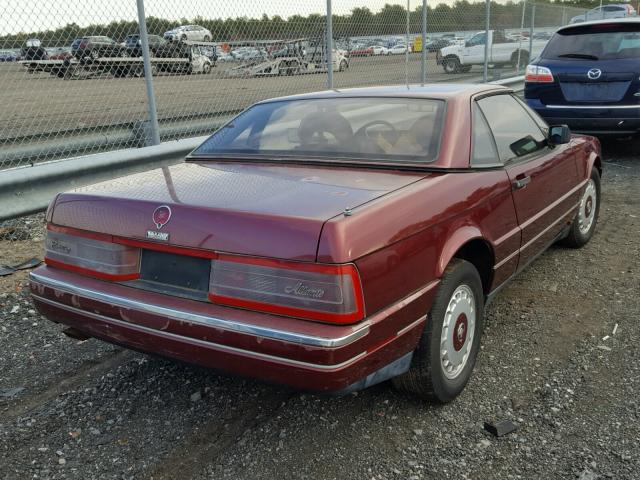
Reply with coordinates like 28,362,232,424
441,285,476,380
578,179,597,235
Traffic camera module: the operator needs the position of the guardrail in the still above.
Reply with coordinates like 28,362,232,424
0,75,524,222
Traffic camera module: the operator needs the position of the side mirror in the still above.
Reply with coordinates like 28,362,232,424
548,125,571,145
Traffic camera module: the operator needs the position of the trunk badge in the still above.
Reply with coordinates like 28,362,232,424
587,68,601,80
152,205,172,229
146,230,169,241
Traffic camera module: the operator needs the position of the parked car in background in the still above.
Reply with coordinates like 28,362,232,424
0,50,18,61
437,29,547,73
570,4,636,23
217,51,234,62
71,36,127,60
46,47,72,61
231,47,267,62
525,18,640,136
372,45,389,55
389,44,408,54
164,25,212,42
425,38,453,52
124,34,166,56
30,84,601,403
21,38,48,61
350,45,374,57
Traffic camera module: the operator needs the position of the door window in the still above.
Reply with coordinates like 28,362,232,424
477,95,547,164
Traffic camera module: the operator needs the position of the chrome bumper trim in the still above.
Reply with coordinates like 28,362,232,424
29,271,369,349
32,294,367,371
545,104,640,110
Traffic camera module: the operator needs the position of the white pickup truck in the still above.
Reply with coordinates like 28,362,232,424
436,30,548,74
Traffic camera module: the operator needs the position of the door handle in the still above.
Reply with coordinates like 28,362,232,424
513,175,531,190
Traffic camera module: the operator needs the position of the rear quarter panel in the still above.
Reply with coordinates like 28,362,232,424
318,170,520,316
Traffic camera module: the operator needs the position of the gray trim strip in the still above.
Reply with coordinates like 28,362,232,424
546,104,640,110
396,315,427,337
493,179,586,270
32,294,367,371
29,271,369,348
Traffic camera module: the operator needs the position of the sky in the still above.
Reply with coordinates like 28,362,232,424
2,0,455,35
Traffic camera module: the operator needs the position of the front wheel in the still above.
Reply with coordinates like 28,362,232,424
560,168,600,248
392,259,484,402
339,60,348,72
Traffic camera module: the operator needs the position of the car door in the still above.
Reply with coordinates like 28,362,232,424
462,32,487,64
477,93,582,269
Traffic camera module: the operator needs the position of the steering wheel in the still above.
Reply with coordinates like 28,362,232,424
355,120,398,140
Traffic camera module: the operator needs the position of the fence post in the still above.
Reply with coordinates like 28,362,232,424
135,0,160,146
483,0,490,83
421,0,427,84
326,0,333,89
529,3,535,61
516,0,526,73
405,0,410,87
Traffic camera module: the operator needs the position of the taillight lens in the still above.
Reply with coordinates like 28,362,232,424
209,255,365,324
45,226,140,281
525,64,554,83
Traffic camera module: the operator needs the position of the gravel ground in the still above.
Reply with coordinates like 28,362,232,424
0,138,638,479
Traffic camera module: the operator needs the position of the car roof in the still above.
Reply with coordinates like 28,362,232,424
559,17,640,32
257,84,509,104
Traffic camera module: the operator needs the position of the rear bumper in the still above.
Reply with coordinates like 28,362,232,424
30,267,436,393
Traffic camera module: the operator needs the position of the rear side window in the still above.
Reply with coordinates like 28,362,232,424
542,23,640,60
471,105,500,166
477,95,547,164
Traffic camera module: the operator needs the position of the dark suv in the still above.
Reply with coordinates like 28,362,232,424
525,18,640,135
71,36,127,60
124,34,166,57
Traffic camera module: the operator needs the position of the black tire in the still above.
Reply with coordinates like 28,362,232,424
443,56,461,74
203,35,211,42
339,60,348,72
560,168,601,248
392,259,484,402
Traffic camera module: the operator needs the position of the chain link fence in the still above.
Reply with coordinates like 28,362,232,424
1,0,589,259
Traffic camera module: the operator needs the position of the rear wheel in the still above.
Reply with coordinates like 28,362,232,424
203,35,211,42
202,62,211,74
392,259,484,402
561,168,600,248
339,60,348,72
443,56,461,74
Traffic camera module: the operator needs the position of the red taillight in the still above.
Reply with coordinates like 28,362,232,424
525,64,554,83
209,254,365,324
44,225,140,281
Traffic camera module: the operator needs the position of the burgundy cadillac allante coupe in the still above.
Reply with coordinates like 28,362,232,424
30,84,601,402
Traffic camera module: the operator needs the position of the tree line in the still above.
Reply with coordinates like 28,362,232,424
0,0,607,49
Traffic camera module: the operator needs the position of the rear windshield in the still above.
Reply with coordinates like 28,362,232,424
542,23,640,60
192,97,446,164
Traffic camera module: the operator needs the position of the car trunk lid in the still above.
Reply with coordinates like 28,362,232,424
50,161,430,261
